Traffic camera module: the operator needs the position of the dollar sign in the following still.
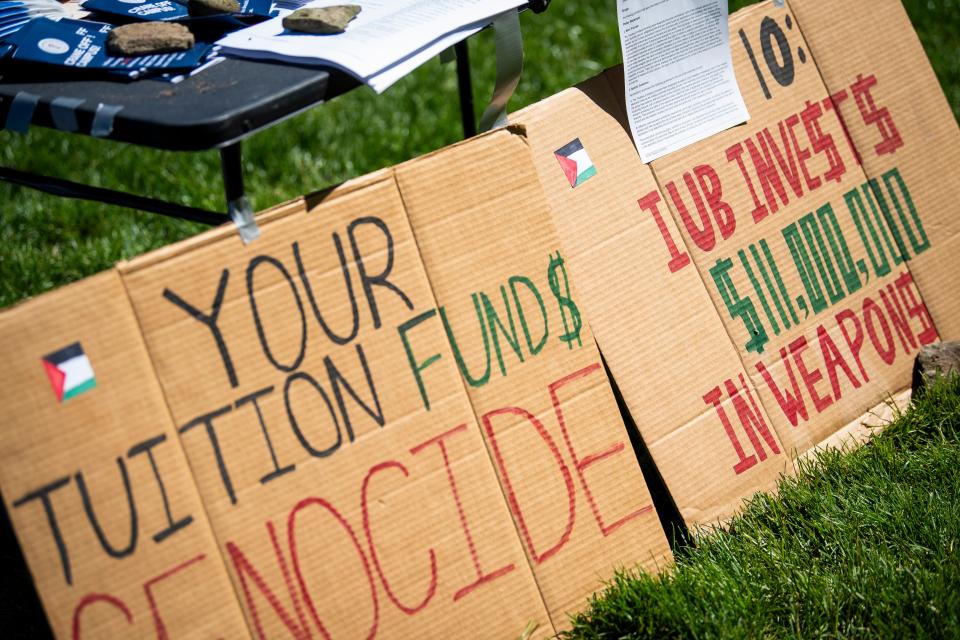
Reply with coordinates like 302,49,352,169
547,251,582,349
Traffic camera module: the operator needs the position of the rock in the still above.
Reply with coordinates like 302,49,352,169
187,0,240,16
106,23,195,57
282,5,361,34
912,341,960,396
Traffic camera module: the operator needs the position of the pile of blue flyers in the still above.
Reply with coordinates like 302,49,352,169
0,0,277,77
0,0,67,39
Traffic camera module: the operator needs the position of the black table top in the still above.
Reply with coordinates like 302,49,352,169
0,56,360,151
0,2,548,153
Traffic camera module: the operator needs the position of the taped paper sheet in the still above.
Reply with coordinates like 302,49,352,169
617,0,749,162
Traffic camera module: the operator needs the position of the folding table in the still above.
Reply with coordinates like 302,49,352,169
0,0,549,227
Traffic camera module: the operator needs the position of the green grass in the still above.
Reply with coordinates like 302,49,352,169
1,0,957,308
563,375,960,640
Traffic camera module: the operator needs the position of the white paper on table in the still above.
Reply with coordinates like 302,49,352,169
617,0,749,163
218,0,523,87
366,19,485,92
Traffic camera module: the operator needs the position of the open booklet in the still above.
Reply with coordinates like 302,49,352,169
216,0,525,92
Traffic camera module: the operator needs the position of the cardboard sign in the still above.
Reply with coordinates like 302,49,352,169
647,2,938,458
2,1,957,635
512,69,787,527
0,272,250,639
395,131,669,628
636,4,937,456
789,0,960,340
120,164,557,638
0,127,671,638
512,0,949,528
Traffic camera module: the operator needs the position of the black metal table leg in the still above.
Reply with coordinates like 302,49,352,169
0,166,227,226
219,142,260,241
219,142,244,206
455,40,477,139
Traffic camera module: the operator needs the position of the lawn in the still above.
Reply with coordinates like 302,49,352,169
1,0,957,308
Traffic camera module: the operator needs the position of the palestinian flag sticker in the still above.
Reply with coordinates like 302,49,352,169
42,342,96,403
554,138,597,188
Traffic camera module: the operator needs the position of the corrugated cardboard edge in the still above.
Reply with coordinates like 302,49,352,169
800,387,912,463
118,168,394,274
118,127,529,275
